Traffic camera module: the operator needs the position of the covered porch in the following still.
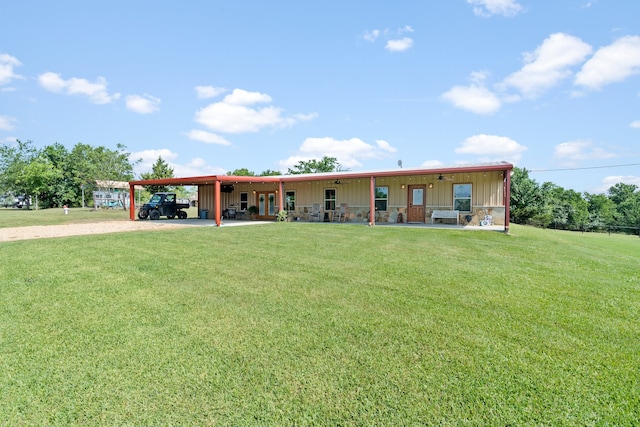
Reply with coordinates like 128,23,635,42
128,162,513,232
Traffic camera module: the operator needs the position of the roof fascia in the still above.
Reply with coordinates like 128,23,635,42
129,163,513,186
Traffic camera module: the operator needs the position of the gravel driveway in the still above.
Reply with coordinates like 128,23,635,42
0,220,188,242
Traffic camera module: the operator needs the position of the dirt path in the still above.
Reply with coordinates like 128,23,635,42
0,221,186,242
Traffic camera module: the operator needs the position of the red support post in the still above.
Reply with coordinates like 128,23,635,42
369,176,376,226
215,180,221,226
504,169,511,234
129,184,136,221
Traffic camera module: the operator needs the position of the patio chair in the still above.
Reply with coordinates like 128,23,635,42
309,203,321,222
332,203,348,222
226,207,237,219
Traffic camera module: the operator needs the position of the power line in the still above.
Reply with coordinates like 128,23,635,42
530,163,640,173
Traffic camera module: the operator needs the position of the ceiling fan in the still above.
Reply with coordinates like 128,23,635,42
438,174,455,181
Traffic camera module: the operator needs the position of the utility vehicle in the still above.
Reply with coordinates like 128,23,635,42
138,192,189,220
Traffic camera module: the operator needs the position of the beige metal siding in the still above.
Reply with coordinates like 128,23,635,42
197,170,506,222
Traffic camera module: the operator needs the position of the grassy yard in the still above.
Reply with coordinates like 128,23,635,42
0,206,199,228
0,215,639,425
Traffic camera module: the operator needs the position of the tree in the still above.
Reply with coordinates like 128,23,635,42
538,183,588,230
608,183,640,228
41,143,76,207
259,169,281,176
0,139,36,188
0,139,40,207
584,192,616,227
617,192,640,228
509,167,541,224
608,183,638,206
141,156,174,194
19,156,62,209
228,168,255,176
67,143,137,209
287,156,345,174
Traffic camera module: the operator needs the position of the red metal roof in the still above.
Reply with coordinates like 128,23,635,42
129,161,513,186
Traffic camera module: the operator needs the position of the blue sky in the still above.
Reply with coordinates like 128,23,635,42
1,0,639,193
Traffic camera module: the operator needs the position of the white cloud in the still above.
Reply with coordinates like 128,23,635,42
279,137,398,170
594,175,640,193
362,26,414,52
500,33,593,98
630,120,640,129
174,157,226,177
223,88,272,105
186,129,232,146
575,36,640,90
375,139,397,153
1,136,18,144
125,94,161,114
133,148,178,164
467,0,524,17
38,72,120,104
37,72,67,92
363,30,380,42
442,83,501,115
131,148,176,176
455,134,527,163
195,88,316,134
195,85,227,99
0,115,16,131
385,37,414,52
131,148,224,178
553,140,616,162
292,112,319,121
421,160,444,168
0,52,24,86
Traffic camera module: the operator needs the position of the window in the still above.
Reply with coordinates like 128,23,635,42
285,190,295,212
375,186,388,211
324,188,336,211
453,184,472,212
240,192,248,210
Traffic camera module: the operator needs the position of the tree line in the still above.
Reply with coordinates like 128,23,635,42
0,140,135,209
510,167,639,232
1,141,638,232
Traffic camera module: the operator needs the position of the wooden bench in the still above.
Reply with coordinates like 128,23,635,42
431,210,460,225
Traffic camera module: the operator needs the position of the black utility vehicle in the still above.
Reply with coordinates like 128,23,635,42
138,192,189,220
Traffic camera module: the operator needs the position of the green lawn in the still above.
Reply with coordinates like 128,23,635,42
0,206,199,228
0,216,639,425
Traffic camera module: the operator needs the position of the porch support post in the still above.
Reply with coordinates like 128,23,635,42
278,181,284,213
215,180,222,226
129,184,136,221
504,169,511,234
369,176,376,226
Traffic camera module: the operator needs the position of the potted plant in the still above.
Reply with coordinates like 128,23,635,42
276,210,288,222
247,205,259,220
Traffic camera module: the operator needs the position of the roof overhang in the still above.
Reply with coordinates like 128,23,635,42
128,162,513,187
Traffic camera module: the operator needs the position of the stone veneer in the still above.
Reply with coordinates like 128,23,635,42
292,206,506,225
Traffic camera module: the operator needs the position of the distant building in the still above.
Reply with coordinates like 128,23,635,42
94,180,144,209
